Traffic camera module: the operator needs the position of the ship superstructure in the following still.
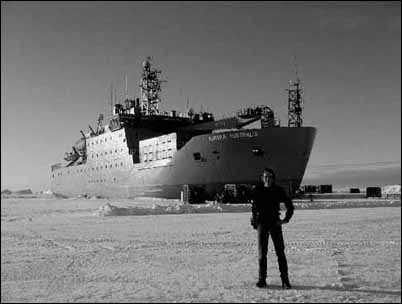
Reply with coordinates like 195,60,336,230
51,57,316,200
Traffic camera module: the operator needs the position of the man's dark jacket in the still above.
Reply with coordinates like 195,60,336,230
251,183,294,228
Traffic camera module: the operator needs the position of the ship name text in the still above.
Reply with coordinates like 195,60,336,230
208,131,258,142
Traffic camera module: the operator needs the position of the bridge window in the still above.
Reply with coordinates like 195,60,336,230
252,148,264,156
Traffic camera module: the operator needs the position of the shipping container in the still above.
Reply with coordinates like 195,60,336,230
366,187,382,198
319,184,333,193
303,185,317,193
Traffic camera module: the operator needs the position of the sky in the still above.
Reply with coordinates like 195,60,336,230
1,1,401,191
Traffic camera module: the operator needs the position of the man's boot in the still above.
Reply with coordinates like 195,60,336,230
256,279,267,288
281,274,291,289
257,258,267,288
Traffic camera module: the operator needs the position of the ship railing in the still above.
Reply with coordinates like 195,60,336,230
51,163,62,171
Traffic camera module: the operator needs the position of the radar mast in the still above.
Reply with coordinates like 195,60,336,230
139,56,166,115
287,57,303,127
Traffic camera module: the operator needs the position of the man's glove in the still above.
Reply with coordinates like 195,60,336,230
275,219,289,226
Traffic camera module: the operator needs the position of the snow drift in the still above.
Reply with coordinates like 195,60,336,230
95,202,250,216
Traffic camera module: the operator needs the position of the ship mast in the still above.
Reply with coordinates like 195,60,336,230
110,82,114,116
139,56,165,115
287,58,303,127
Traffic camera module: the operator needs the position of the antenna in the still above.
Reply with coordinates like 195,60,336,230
110,82,114,115
293,55,300,82
125,75,128,100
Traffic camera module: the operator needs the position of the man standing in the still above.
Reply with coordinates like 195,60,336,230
251,168,294,289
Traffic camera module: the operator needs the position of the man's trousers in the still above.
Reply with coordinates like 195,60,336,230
257,223,289,281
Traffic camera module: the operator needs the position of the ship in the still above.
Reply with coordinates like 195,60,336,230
51,57,316,202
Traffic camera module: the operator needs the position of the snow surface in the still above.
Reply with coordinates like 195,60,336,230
1,197,401,303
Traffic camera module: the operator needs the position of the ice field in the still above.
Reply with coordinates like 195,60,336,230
1,197,401,303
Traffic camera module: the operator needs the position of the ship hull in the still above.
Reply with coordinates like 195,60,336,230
51,127,316,199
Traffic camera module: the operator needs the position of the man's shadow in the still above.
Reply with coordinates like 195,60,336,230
264,284,401,296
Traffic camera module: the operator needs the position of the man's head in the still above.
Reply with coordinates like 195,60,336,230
262,168,275,187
